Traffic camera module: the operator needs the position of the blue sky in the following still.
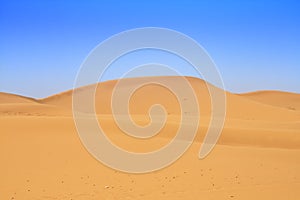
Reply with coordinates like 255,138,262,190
0,0,299,98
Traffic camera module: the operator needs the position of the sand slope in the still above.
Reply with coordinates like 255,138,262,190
1,76,300,199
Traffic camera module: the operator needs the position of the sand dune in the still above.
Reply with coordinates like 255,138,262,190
0,92,71,116
1,76,300,149
1,76,300,199
241,90,300,111
38,76,300,121
0,92,37,104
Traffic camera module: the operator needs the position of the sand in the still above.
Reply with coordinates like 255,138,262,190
1,76,299,199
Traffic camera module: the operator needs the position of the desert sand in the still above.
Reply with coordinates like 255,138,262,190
1,76,300,199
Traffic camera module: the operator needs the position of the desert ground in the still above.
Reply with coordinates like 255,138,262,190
1,76,300,200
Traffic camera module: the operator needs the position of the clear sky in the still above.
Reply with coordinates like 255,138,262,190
1,0,299,98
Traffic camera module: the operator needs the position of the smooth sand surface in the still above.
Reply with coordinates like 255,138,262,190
1,76,300,199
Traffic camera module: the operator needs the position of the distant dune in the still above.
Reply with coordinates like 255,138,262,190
241,90,300,111
0,92,37,104
1,76,300,199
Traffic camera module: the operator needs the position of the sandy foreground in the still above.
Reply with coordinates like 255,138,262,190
1,76,300,200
